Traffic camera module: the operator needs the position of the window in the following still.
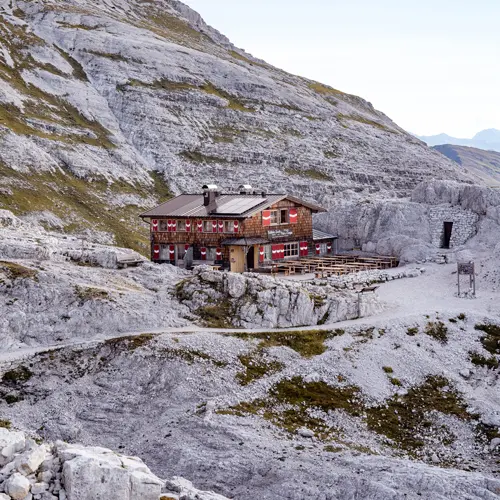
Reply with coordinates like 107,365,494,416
284,242,299,258
203,220,213,232
177,220,187,232
159,220,169,232
280,209,288,224
270,209,289,225
264,245,272,261
224,220,234,233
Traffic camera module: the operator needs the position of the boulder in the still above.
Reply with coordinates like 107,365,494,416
0,428,25,460
14,444,47,475
4,472,30,499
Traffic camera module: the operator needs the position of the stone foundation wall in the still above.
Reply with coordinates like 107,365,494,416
428,205,479,248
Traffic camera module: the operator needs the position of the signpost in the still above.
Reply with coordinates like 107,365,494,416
457,262,475,297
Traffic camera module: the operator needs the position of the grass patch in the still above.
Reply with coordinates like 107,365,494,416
4,394,21,404
75,286,110,302
104,333,155,352
122,78,255,112
469,352,499,370
0,162,156,255
285,168,332,182
457,313,466,321
236,351,284,385
230,329,345,358
158,347,227,367
221,376,362,437
308,82,345,97
474,323,500,355
0,261,38,281
424,321,448,344
195,300,236,329
406,327,418,336
0,420,11,429
179,150,228,165
2,366,33,384
366,375,469,452
389,377,402,387
337,113,395,133
228,50,266,68
382,366,393,374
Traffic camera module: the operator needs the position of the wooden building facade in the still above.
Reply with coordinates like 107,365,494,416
140,185,337,273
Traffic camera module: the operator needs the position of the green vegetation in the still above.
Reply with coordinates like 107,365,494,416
0,162,165,254
122,78,255,112
406,327,419,336
457,313,467,321
85,50,130,62
382,366,393,374
56,21,99,31
0,420,11,429
179,150,228,164
469,351,499,369
230,329,345,358
0,261,38,281
337,113,395,133
75,286,110,303
221,376,362,437
2,366,33,384
324,150,340,159
285,168,332,182
228,50,266,68
236,351,284,385
366,375,469,452
4,394,21,404
195,300,236,329
159,346,227,367
474,323,500,355
308,82,345,97
104,333,155,352
149,170,174,200
424,321,448,344
389,377,402,387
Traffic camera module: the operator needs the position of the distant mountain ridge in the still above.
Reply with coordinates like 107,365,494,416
434,144,500,185
418,129,500,152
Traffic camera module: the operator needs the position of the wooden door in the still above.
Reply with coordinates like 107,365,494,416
230,246,245,273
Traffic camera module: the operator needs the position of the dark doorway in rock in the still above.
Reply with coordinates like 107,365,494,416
442,222,453,249
246,246,255,270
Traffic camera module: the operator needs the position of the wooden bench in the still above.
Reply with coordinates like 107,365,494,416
117,258,145,269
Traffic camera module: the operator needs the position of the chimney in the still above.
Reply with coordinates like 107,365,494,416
203,184,219,207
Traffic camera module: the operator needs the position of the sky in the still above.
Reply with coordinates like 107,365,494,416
183,0,500,138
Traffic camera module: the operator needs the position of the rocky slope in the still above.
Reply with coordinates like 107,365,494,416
434,145,500,186
0,0,474,253
1,313,500,499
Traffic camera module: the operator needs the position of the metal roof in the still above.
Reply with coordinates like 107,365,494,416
140,193,326,219
313,229,338,241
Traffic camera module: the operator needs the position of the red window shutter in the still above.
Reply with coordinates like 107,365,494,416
327,242,332,253
169,245,175,260
167,220,171,232
185,220,191,232
262,210,271,227
212,220,218,233
153,244,160,260
315,243,321,255
271,245,278,260
216,248,223,260
185,244,190,252
197,220,203,233
259,246,265,263
289,208,298,224
280,244,285,259
300,241,308,256
218,221,224,233
172,220,177,232
200,247,207,260
152,220,159,232
234,221,239,233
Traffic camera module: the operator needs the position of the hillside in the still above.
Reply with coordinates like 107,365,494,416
434,144,500,186
419,129,500,153
0,0,473,253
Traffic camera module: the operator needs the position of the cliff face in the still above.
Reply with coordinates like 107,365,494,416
0,0,473,250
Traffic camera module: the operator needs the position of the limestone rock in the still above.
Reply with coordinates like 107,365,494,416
14,445,47,475
4,472,30,499
0,428,25,460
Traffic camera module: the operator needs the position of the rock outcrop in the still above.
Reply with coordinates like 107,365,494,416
0,427,229,500
176,265,383,328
